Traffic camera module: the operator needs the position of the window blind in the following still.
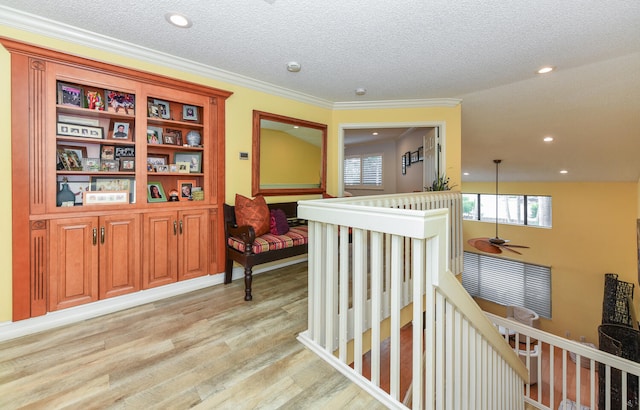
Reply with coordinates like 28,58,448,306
462,251,551,318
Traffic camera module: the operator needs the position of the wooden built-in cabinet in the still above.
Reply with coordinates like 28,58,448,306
3,38,232,321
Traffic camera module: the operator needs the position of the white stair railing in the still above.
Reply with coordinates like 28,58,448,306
297,192,527,409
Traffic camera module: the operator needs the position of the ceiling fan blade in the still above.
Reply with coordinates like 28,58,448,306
503,244,530,249
496,244,523,255
468,238,502,254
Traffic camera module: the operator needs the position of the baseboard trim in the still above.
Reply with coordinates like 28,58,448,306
0,255,308,343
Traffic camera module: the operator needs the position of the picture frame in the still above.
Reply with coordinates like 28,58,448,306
177,179,196,201
148,102,162,118
174,151,202,173
82,157,100,172
418,146,424,162
57,122,104,139
105,90,135,114
59,180,90,204
169,164,178,173
401,155,406,175
91,176,135,203
147,155,169,168
155,164,169,173
163,132,177,145
147,126,163,144
166,128,183,145
176,161,190,173
114,145,135,159
119,157,135,171
182,105,198,121
57,82,83,107
147,182,167,202
405,152,412,167
100,159,119,172
411,150,419,164
83,191,129,205
100,145,115,160
57,145,87,171
153,99,171,119
112,122,130,140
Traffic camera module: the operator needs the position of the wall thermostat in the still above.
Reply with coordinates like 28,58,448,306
239,152,249,160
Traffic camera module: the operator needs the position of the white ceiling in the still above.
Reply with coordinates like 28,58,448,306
0,1,638,182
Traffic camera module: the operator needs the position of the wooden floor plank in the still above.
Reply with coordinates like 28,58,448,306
0,263,383,409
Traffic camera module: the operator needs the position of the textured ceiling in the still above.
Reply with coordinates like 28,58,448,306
0,1,638,182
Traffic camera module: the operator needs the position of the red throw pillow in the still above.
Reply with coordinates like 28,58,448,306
234,194,270,237
270,209,289,235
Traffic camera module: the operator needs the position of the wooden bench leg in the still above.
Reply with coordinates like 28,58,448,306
244,265,253,301
224,254,233,284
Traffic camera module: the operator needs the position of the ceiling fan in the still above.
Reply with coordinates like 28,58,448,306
467,159,530,255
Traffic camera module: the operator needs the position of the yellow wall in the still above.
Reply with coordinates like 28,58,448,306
0,27,462,322
463,181,638,343
259,129,321,186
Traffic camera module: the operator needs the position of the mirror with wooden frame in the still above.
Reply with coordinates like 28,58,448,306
252,110,327,196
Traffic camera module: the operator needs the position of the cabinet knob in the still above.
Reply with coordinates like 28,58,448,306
173,220,177,236
100,226,105,244
92,228,97,246
179,220,183,235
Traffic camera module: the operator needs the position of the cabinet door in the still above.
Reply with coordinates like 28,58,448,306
142,211,178,289
99,214,141,299
49,217,99,311
178,209,209,280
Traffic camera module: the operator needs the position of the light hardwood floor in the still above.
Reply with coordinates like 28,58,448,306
0,263,385,410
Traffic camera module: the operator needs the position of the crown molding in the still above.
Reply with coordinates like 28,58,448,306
0,5,461,111
333,98,462,110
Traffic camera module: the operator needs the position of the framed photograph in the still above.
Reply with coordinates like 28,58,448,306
100,159,119,172
57,145,87,171
401,155,406,175
82,157,100,172
182,105,198,121
163,132,177,145
100,145,115,160
147,126,163,144
91,176,135,203
59,180,90,204
169,164,178,173
112,122,130,140
105,90,135,114
147,182,167,202
411,150,419,164
405,152,411,167
153,99,171,119
83,191,129,205
57,122,104,139
166,128,183,145
174,151,202,173
119,157,135,171
155,164,169,173
57,82,83,107
114,145,135,159
148,102,162,118
418,146,424,161
176,161,190,173
177,179,196,201
147,155,169,168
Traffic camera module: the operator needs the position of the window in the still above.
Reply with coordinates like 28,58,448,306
462,193,552,228
344,154,383,188
462,251,551,318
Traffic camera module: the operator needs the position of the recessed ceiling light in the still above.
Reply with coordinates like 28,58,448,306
463,172,470,176
372,132,378,136
543,136,554,142
286,62,301,72
560,170,568,174
537,66,555,74
165,13,192,28
355,87,367,96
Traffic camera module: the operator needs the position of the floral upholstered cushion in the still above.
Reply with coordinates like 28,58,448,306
234,194,270,237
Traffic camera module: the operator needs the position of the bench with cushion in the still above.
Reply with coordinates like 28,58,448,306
223,195,308,301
